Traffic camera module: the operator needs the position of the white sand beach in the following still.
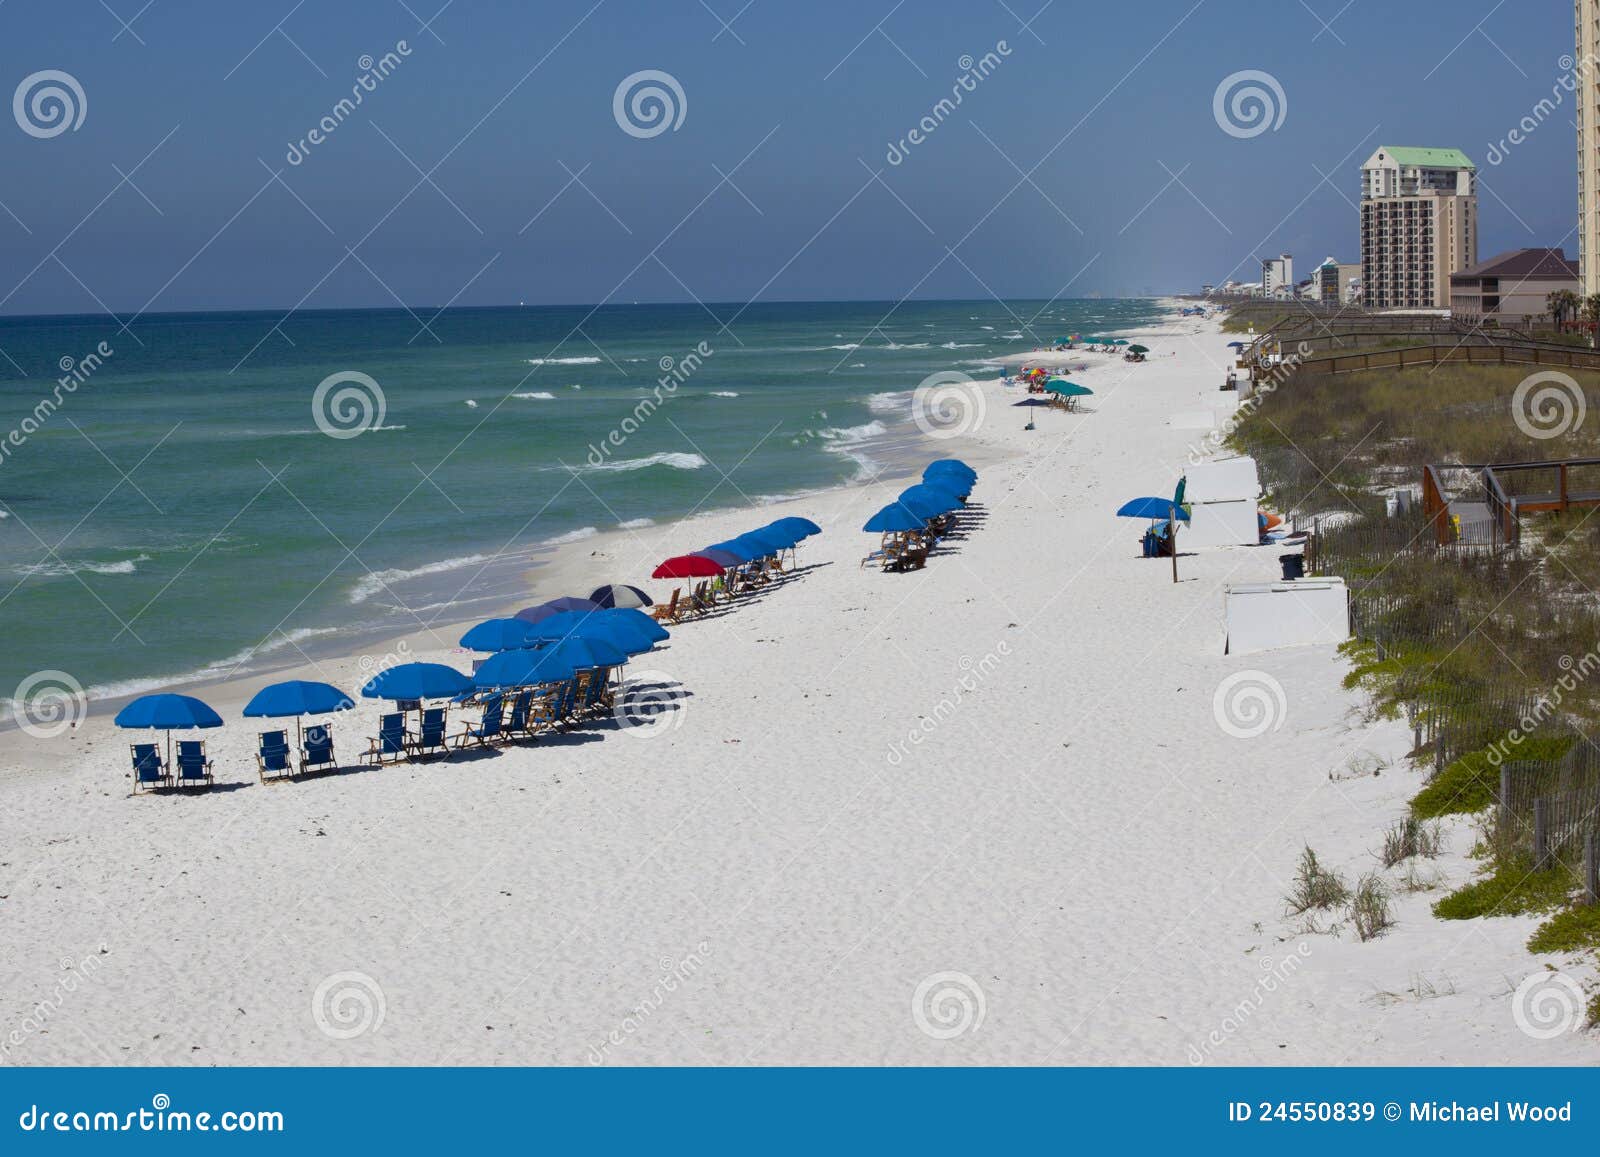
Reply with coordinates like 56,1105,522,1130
1,308,1593,1066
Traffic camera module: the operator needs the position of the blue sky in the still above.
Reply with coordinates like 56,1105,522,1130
0,0,1578,313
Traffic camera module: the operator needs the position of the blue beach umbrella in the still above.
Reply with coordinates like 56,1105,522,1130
924,468,976,490
743,526,799,551
602,607,669,644
730,530,789,557
863,503,926,533
695,548,745,569
925,457,974,473
523,612,650,657
459,618,534,652
765,516,821,539
514,596,602,624
703,539,757,562
923,462,977,488
361,662,473,701
114,693,224,730
243,681,354,718
474,636,627,690
897,484,963,519
1116,497,1190,522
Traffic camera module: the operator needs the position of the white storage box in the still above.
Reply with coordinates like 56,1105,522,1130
1225,578,1350,654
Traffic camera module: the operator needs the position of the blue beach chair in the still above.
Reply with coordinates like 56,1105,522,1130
454,695,504,749
175,740,213,789
409,707,450,760
256,730,294,783
505,690,532,739
130,743,171,793
300,725,337,775
366,713,408,766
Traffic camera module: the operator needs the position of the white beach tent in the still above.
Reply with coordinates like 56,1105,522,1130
1224,577,1351,654
1180,456,1261,548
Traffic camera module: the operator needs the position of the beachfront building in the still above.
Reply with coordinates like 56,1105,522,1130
1314,258,1361,305
1261,253,1293,299
1581,2,1600,293
1449,247,1579,326
1359,146,1477,309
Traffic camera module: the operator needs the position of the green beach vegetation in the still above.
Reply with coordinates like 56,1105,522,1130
1227,318,1600,977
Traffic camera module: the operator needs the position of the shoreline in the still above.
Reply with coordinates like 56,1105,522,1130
2,309,1164,735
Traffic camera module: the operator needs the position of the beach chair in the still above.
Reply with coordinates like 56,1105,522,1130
365,712,408,766
686,581,714,616
300,724,337,775
130,743,171,793
454,694,505,749
409,707,450,759
504,689,533,740
528,686,562,733
553,679,582,727
174,740,213,789
256,730,294,783
651,588,683,623
576,670,609,716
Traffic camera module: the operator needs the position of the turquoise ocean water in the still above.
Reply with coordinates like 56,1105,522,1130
0,298,1166,711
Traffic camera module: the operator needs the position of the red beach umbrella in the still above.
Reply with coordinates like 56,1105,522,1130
652,554,724,579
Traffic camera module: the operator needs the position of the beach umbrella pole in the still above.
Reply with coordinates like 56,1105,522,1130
1170,508,1179,584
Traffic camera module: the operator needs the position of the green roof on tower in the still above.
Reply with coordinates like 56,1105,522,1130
1376,146,1474,169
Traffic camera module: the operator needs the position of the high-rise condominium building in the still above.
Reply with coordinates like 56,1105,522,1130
1359,146,1477,310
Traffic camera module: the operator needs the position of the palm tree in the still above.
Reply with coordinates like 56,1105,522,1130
1546,289,1581,332
1547,290,1568,330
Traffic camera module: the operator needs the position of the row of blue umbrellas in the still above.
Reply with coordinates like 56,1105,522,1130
863,459,977,533
109,513,826,777
702,515,823,567
109,603,676,758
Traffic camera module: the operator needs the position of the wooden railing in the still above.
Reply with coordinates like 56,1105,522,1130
1421,457,1600,550
1299,343,1600,375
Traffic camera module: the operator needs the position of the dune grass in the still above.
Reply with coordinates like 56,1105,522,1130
1432,857,1572,921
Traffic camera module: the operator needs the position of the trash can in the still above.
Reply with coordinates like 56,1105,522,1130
1279,553,1304,581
